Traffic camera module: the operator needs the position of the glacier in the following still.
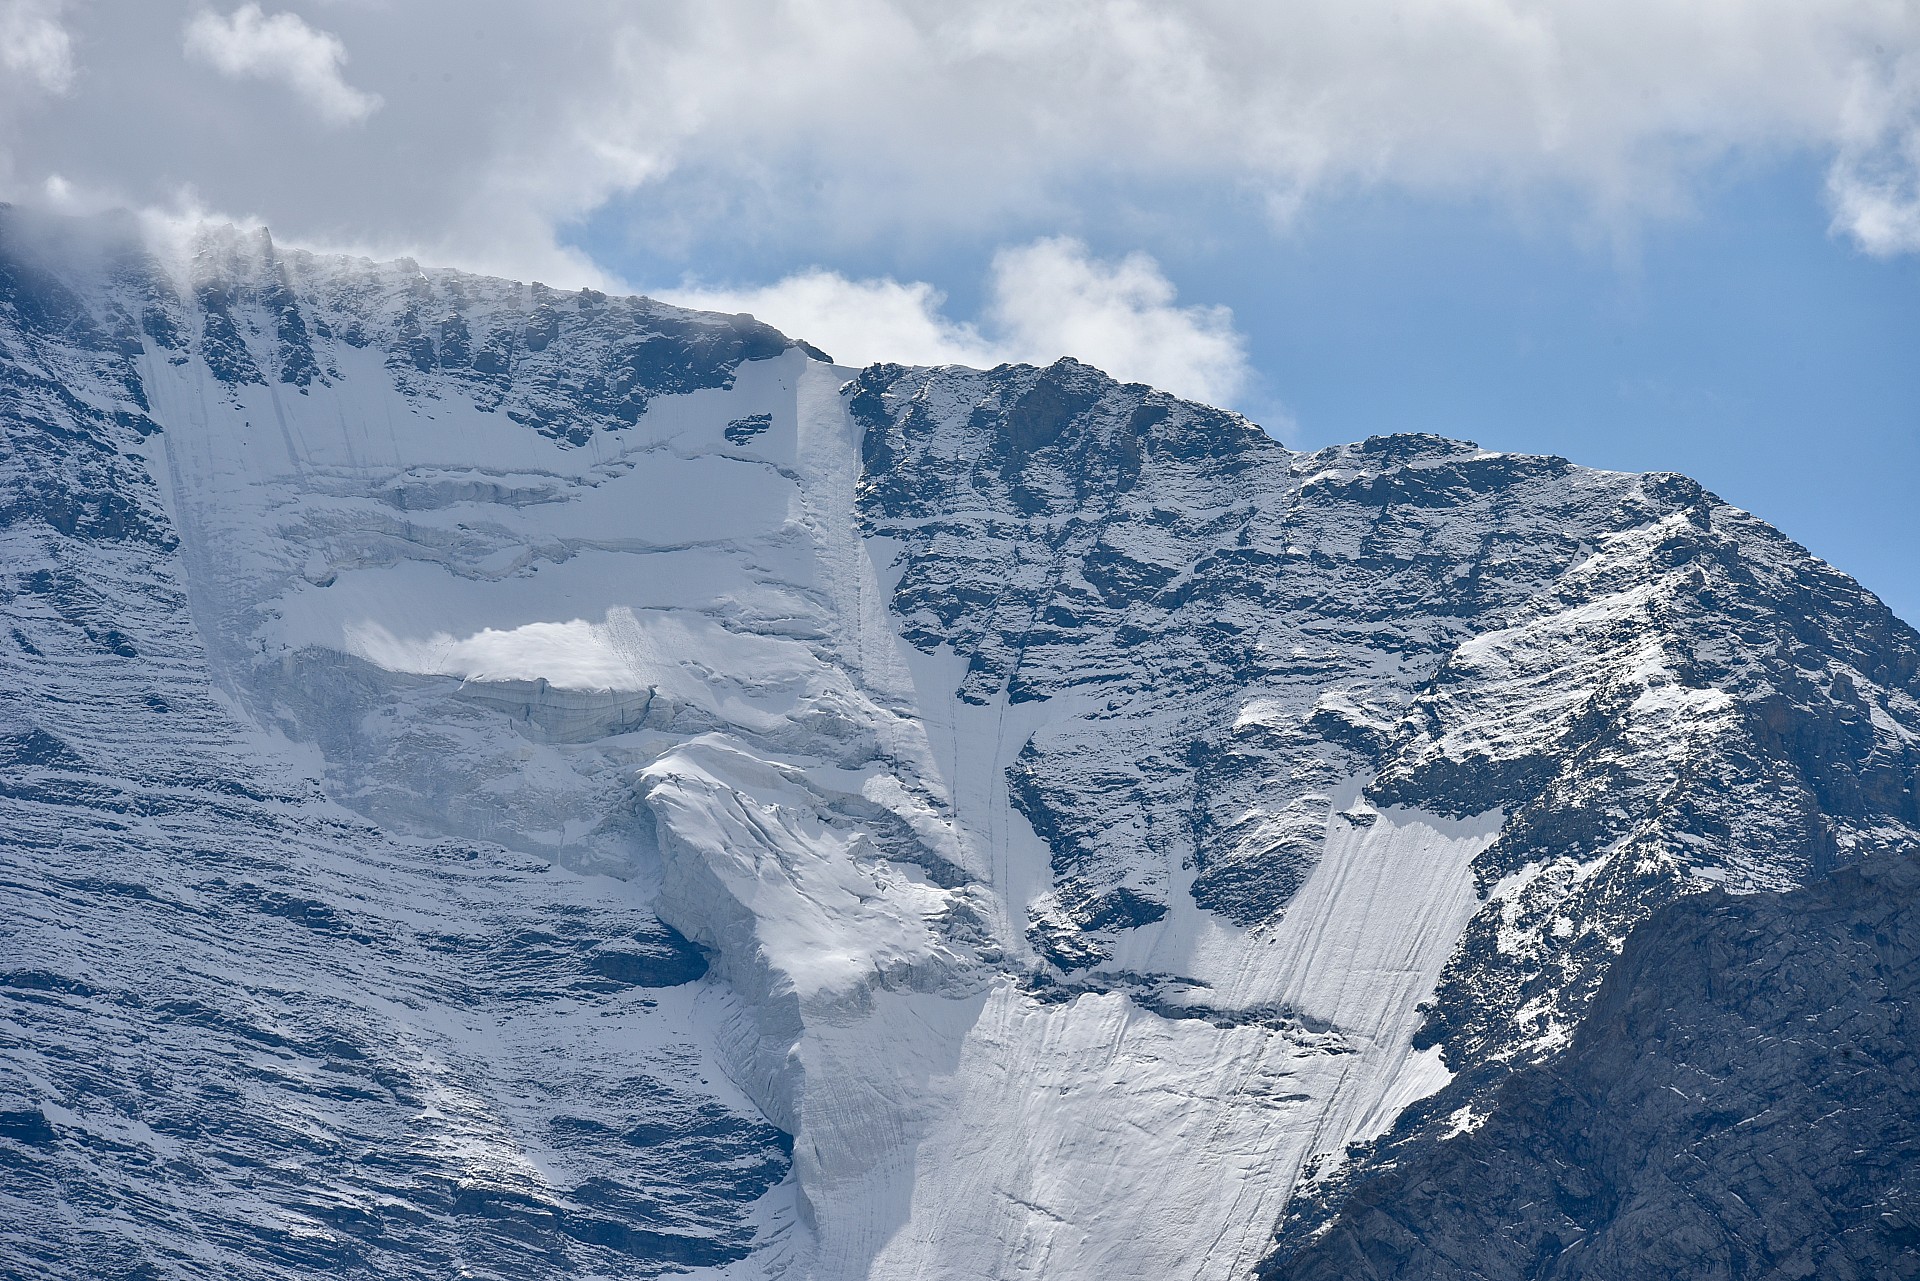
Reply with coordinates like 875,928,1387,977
3,208,1918,1280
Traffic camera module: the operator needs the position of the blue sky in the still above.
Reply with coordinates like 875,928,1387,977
1227,164,1920,625
2,3,1916,618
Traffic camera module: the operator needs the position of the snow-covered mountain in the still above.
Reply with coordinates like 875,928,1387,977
2,206,1916,1280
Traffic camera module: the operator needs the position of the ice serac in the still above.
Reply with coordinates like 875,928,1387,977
2,205,1919,1281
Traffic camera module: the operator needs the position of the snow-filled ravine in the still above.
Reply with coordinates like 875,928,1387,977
6,215,1919,1280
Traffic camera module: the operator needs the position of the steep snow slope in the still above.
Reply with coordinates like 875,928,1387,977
4,208,1919,1280
126,247,1432,1280
0,220,794,1279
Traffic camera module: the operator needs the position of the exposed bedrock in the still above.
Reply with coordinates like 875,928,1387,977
1264,850,1920,1281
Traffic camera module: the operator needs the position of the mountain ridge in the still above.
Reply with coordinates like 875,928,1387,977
1,205,1915,1280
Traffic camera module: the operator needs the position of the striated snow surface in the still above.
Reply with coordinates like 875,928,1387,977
4,209,1920,1280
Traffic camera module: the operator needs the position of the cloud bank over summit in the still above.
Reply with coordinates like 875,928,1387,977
3,1,1920,429
7,2,1920,266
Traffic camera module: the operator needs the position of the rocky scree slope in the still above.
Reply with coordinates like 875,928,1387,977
0,204,1918,1279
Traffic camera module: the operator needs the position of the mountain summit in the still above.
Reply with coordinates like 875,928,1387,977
3,207,1916,1280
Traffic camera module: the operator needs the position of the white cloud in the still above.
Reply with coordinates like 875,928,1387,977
670,237,1250,407
184,4,380,126
0,0,73,95
0,2,1918,322
1832,140,1920,255
986,238,1247,405
672,270,1000,370
1829,62,1920,255
552,0,1920,255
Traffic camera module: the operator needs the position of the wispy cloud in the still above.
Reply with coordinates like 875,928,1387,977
184,4,380,126
0,0,73,95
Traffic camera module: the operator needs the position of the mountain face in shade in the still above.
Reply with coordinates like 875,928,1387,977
0,205,1915,1280
1263,850,1920,1281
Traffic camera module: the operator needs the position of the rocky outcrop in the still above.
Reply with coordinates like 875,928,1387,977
850,360,1920,1070
1264,851,1920,1281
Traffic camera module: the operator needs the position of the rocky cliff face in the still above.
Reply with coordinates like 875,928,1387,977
1264,850,1920,1281
849,359,1920,1060
1,205,1916,1280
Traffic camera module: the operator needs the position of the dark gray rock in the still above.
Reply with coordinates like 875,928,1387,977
1265,851,1920,1281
